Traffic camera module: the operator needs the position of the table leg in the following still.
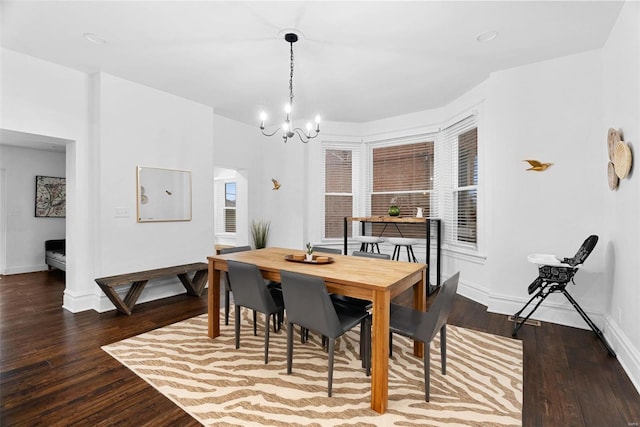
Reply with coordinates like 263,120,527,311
208,259,221,338
370,289,390,414
413,268,426,357
343,217,348,256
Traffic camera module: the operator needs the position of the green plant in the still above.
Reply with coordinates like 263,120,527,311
388,197,400,216
251,219,271,249
306,242,314,255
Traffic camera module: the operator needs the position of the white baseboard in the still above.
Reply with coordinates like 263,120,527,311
62,289,96,313
2,264,49,275
604,316,640,396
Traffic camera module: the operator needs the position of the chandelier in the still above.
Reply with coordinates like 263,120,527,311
259,32,320,143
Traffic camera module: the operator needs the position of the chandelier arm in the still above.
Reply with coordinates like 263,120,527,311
261,128,283,138
291,128,312,144
293,127,320,140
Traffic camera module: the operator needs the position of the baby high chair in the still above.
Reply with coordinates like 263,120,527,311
512,235,615,357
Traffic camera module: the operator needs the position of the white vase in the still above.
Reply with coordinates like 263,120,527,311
305,253,314,262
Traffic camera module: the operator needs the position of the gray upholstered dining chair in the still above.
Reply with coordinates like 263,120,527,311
351,251,391,260
329,251,392,364
389,271,459,401
227,260,285,364
298,245,340,342
280,270,371,397
312,246,342,254
219,246,252,326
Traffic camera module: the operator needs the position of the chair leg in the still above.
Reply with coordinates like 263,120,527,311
408,245,418,262
440,325,447,375
286,322,294,374
235,304,241,349
253,310,257,336
561,289,616,357
392,246,399,260
424,342,431,402
327,338,335,397
512,286,549,337
365,316,371,376
389,331,393,357
225,288,231,326
264,315,270,364
374,243,381,254
359,320,365,366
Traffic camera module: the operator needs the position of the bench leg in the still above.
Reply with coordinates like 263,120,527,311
178,269,208,296
98,280,149,315
122,280,149,314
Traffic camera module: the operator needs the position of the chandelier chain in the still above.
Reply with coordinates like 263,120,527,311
289,41,294,103
259,32,320,143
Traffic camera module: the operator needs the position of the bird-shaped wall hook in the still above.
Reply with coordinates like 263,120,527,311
271,178,281,190
165,190,173,195
523,159,553,172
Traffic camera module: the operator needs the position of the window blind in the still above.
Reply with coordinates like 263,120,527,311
322,145,359,239
440,116,478,246
370,141,434,238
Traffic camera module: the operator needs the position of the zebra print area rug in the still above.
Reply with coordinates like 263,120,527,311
102,309,522,426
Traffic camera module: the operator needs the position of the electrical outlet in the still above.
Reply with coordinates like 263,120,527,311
114,207,129,218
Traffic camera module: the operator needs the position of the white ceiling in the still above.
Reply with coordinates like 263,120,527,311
1,1,624,131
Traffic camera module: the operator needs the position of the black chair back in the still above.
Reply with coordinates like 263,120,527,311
563,235,598,266
219,245,252,255
280,270,343,338
416,272,459,343
227,260,280,315
352,251,390,260
313,246,342,254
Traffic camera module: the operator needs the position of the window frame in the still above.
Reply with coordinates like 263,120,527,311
223,181,237,234
440,115,479,250
321,143,360,240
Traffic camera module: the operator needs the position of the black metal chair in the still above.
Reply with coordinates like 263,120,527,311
511,235,615,356
351,251,390,260
280,270,371,397
312,246,342,254
389,272,459,402
227,260,285,364
330,251,390,310
335,251,391,366
219,246,252,326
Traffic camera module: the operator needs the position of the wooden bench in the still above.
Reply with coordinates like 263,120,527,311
95,262,209,315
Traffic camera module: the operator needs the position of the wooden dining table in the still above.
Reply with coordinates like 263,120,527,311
207,246,427,414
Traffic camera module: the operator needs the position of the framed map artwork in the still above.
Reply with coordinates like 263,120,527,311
35,176,66,218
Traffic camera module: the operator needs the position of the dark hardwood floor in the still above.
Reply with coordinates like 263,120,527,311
1,271,639,426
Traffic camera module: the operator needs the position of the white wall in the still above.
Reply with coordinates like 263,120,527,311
1,50,218,313
94,73,215,310
213,114,268,248
0,48,94,312
484,50,606,324
0,145,66,273
602,0,640,392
